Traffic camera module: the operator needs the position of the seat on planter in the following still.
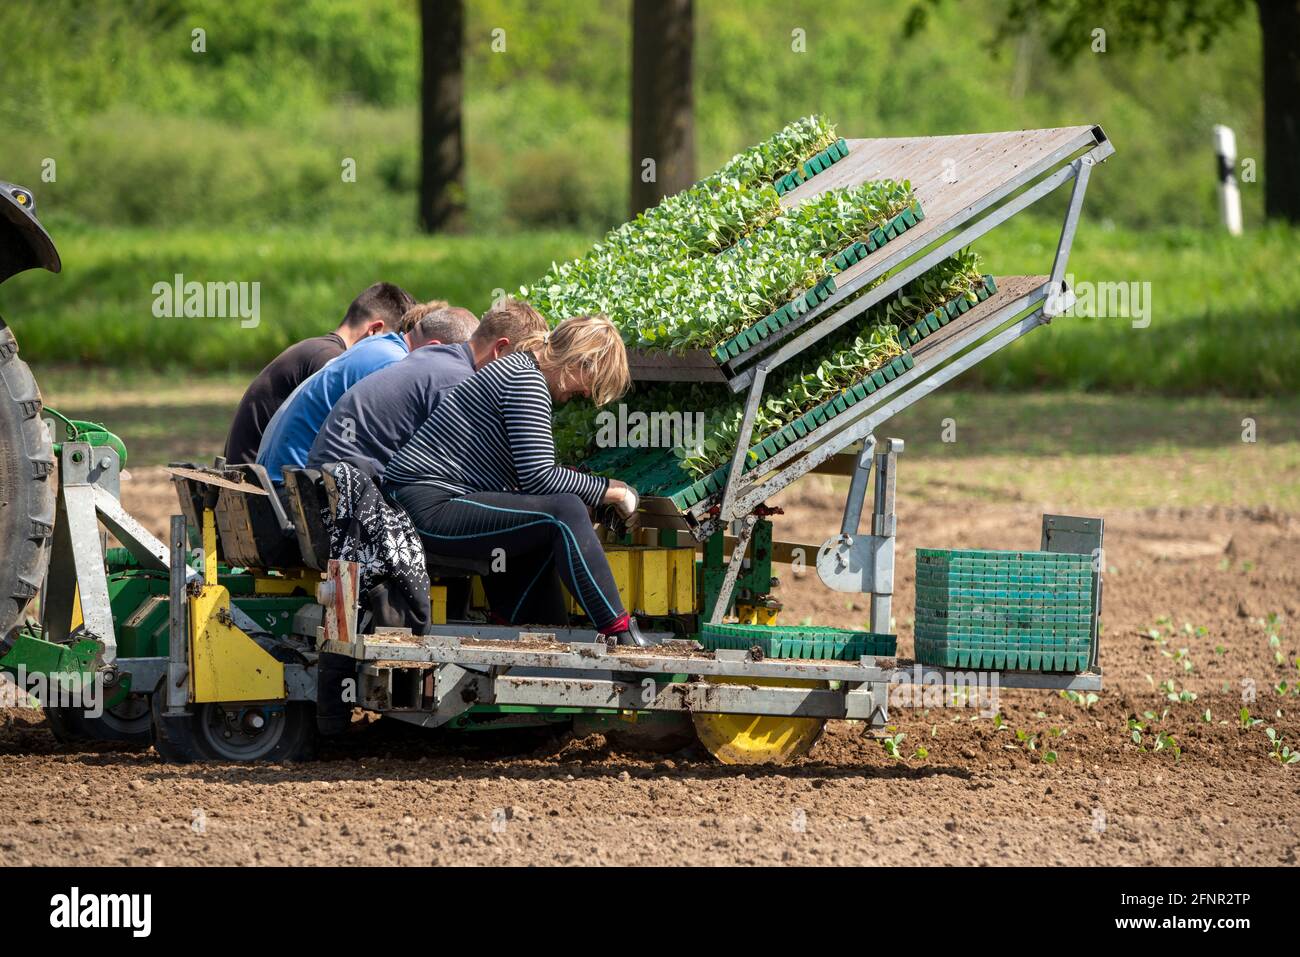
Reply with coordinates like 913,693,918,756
280,467,332,572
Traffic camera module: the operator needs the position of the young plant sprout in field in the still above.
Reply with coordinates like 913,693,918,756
1127,717,1181,761
1265,728,1299,765
1060,689,1099,710
880,728,906,760
1158,679,1197,704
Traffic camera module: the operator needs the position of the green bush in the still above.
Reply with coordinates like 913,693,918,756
0,0,1266,233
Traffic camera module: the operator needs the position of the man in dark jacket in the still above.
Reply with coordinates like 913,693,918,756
308,298,548,479
222,282,423,464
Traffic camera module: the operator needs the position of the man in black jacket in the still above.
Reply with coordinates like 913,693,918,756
222,282,424,464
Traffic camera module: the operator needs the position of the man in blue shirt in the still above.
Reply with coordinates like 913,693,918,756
257,303,476,484
308,299,550,479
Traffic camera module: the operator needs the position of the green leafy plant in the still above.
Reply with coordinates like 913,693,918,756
562,249,988,480
1127,717,1182,760
880,729,906,760
539,117,999,502
521,115,919,353
1060,689,1099,710
1265,727,1299,765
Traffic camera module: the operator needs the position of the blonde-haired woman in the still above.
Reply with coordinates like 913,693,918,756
383,312,650,645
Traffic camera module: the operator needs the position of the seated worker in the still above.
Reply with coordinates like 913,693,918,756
223,282,418,464
256,301,468,484
307,298,548,479
383,314,650,647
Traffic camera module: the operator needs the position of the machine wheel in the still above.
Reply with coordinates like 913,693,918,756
690,677,827,765
47,693,153,746
151,680,317,763
578,712,698,754
0,317,55,645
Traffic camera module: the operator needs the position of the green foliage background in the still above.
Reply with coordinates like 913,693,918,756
0,0,1266,232
0,0,1292,397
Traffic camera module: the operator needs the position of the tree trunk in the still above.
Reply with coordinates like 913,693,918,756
630,0,695,217
419,0,465,232
1257,0,1300,223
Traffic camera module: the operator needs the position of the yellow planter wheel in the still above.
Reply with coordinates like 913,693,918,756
691,676,826,765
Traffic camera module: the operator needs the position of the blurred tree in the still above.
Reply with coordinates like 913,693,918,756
420,0,465,232
908,0,1296,223
630,0,695,216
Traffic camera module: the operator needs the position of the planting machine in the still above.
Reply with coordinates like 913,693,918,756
0,125,1112,765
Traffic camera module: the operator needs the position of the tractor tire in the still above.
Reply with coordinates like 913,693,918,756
47,693,154,747
584,713,698,755
0,317,55,650
151,681,317,763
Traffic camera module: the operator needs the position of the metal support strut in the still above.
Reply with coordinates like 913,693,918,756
816,435,901,634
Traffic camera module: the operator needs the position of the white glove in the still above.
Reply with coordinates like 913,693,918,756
613,485,639,521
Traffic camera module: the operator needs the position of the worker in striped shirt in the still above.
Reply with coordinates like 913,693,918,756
384,308,650,647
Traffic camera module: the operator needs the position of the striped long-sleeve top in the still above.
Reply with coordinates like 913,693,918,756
382,351,609,506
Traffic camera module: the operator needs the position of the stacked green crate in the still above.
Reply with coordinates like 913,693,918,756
701,621,896,660
914,549,1095,672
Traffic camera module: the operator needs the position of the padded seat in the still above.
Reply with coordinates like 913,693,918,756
167,460,302,569
215,463,302,569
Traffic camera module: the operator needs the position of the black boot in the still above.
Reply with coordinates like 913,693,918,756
608,617,654,648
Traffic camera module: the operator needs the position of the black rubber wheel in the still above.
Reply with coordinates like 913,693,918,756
47,693,153,746
151,680,317,763
587,713,698,754
0,317,55,645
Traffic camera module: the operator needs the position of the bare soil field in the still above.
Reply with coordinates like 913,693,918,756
1,379,1297,866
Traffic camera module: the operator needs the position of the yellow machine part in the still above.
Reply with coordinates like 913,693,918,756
567,545,697,617
252,571,321,595
691,676,827,765
429,585,447,625
70,586,83,631
734,602,782,626
189,582,285,703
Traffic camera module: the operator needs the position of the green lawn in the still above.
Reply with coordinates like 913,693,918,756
3,218,1297,396
37,370,1300,512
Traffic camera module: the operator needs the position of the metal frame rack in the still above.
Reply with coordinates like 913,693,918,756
312,556,1102,733
630,125,1115,628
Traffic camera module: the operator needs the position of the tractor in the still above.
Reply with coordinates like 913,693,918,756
0,126,1113,764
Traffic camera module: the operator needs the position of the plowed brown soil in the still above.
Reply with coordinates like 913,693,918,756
3,477,1297,866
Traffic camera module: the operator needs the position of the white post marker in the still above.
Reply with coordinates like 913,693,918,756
1214,124,1242,236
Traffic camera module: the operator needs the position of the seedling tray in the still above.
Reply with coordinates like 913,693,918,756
773,137,851,196
913,549,1096,673
898,275,997,349
701,621,896,660
667,350,917,510
587,341,920,514
712,199,925,364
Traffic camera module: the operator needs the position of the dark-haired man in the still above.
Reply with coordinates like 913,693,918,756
257,301,474,484
222,282,423,464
